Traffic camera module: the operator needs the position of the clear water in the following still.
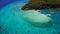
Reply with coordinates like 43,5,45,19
0,1,60,34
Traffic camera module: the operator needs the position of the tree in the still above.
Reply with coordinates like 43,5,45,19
22,0,60,10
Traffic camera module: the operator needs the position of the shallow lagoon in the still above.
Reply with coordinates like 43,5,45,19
0,1,60,34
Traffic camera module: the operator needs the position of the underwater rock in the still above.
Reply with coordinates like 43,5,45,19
22,10,52,27
50,12,55,14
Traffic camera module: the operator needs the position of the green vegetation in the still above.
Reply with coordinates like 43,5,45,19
22,0,60,10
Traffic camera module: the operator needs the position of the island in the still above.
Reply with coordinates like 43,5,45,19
21,0,60,10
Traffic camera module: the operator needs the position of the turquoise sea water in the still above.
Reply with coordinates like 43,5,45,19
0,1,60,34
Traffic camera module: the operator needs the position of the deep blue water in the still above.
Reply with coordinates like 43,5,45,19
0,0,29,8
0,0,60,34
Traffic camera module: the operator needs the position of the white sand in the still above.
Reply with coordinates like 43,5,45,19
22,10,51,23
